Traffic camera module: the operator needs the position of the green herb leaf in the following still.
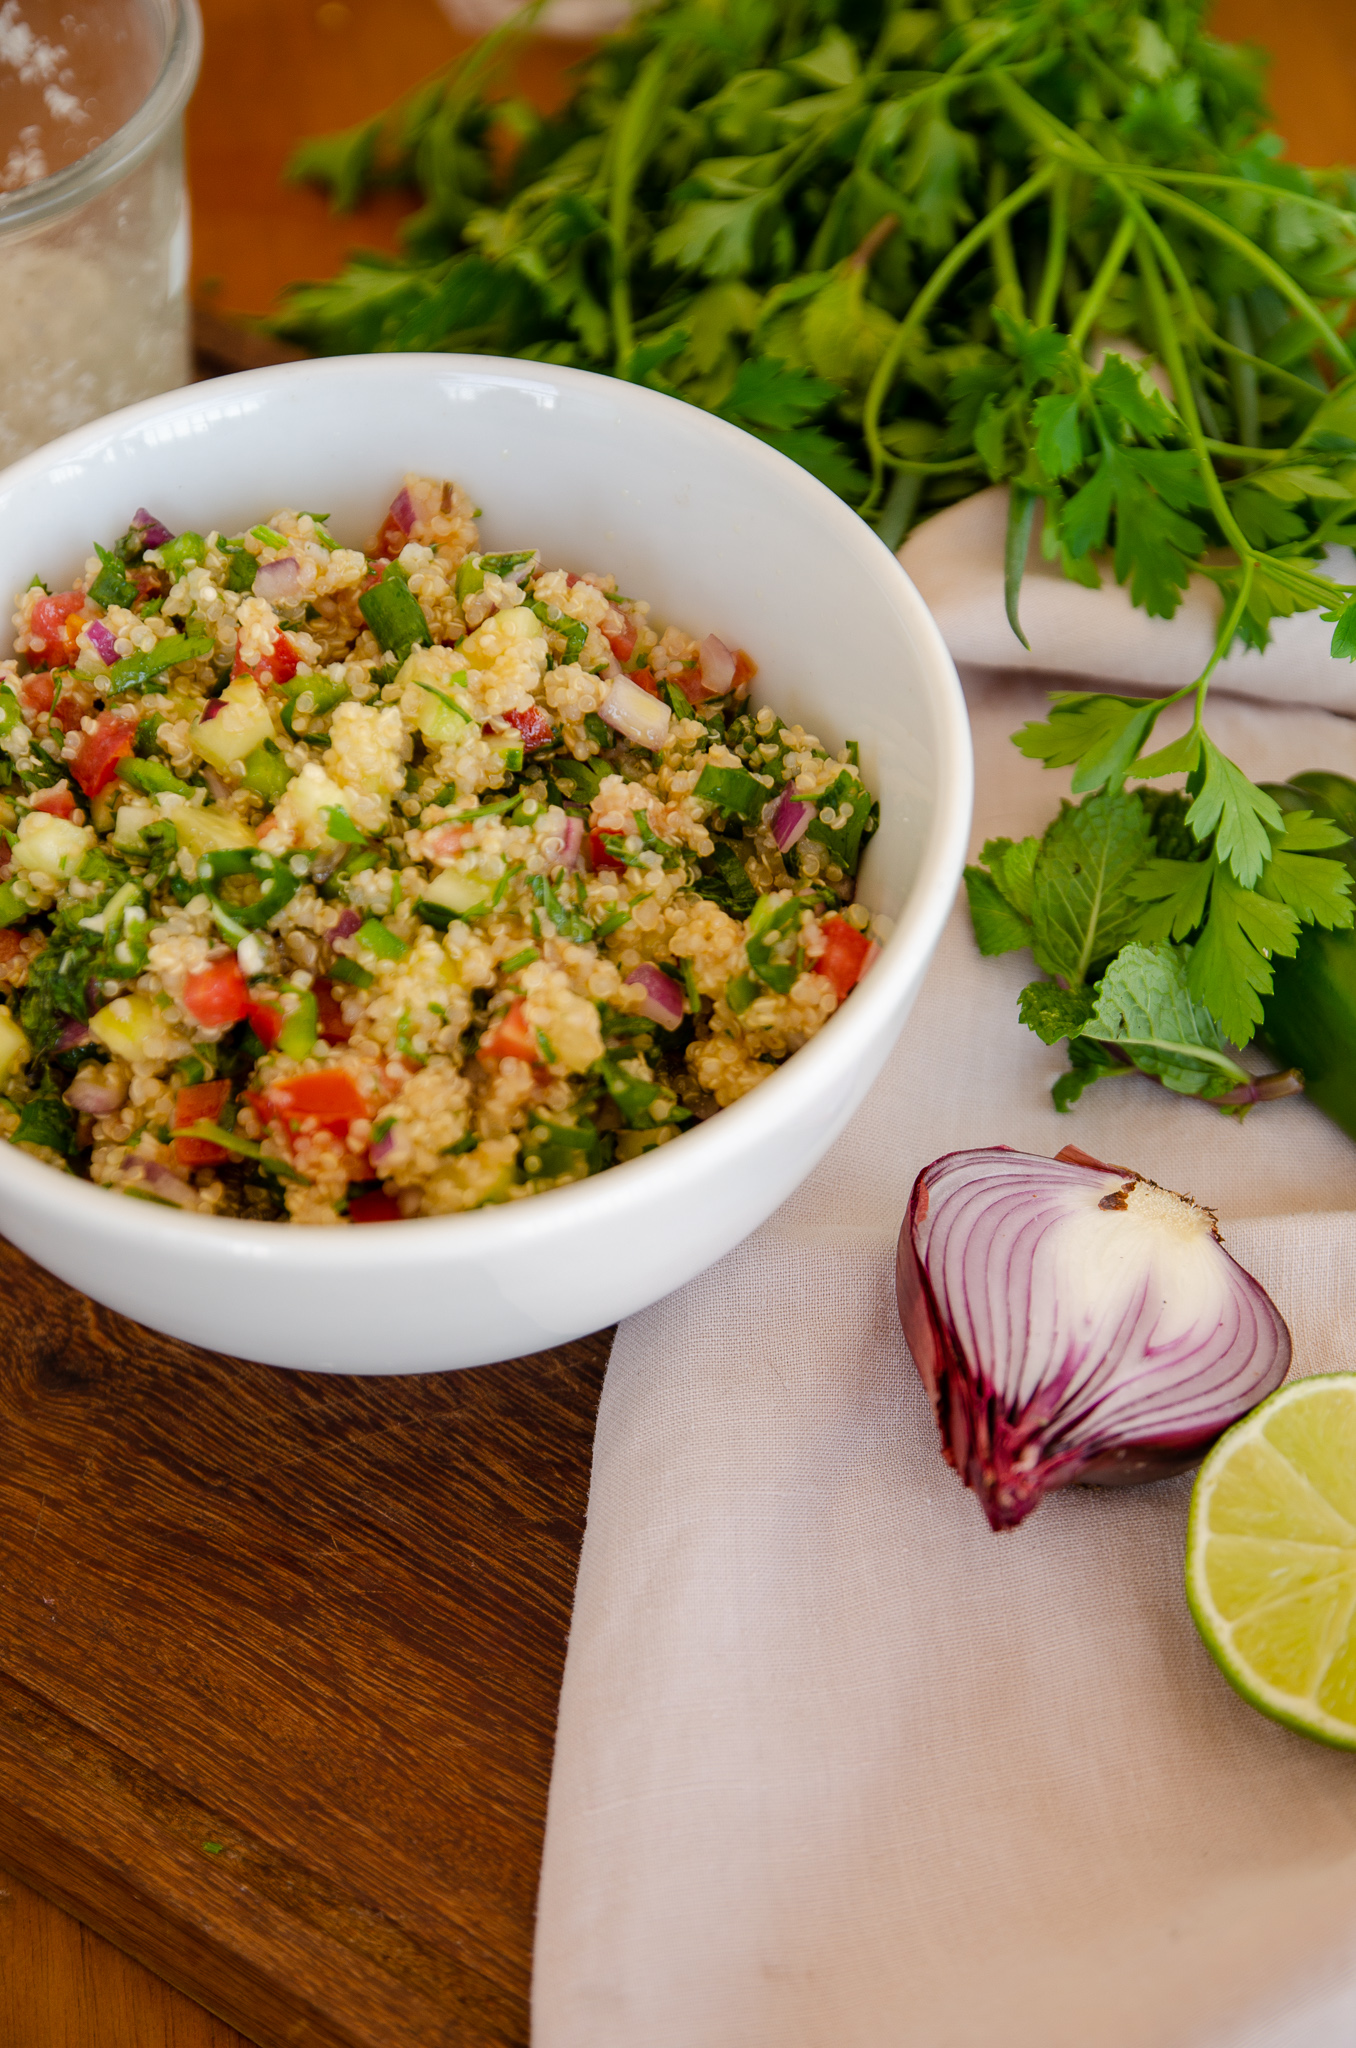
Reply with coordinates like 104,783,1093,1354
1017,980,1096,1044
1186,736,1284,886
1078,941,1250,1098
1029,791,1154,986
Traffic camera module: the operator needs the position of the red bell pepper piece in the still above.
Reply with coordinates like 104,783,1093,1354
587,827,627,875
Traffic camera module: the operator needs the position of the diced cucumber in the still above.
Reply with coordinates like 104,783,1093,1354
171,805,258,858
0,1005,30,1084
90,993,159,1060
483,730,525,775
417,867,495,927
11,813,95,880
189,679,275,773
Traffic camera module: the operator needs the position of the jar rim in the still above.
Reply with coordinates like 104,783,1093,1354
0,0,203,235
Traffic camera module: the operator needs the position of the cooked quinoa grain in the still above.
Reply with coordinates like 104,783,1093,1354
0,480,883,1223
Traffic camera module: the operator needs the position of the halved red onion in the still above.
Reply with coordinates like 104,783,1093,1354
768,789,812,852
896,1144,1291,1532
64,1061,128,1115
133,509,173,551
254,557,303,605
599,673,672,750
87,619,118,666
625,963,685,1028
123,1157,198,1208
699,635,737,695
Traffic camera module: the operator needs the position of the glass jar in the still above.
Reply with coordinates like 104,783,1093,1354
0,0,202,469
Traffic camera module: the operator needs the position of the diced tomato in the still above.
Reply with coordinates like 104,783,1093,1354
348,1190,401,1224
71,708,137,798
260,1069,371,1129
587,827,627,875
372,512,408,561
676,663,710,706
173,1078,232,1167
182,956,251,1030
606,618,638,664
732,648,757,691
421,823,465,863
29,785,76,819
503,705,555,751
50,675,98,735
814,916,877,1001
27,592,86,663
131,565,165,604
234,630,299,687
0,930,25,967
479,998,542,1066
628,669,661,699
18,672,54,716
246,994,284,1048
316,983,352,1044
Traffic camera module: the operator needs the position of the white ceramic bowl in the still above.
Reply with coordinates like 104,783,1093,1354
0,356,970,1372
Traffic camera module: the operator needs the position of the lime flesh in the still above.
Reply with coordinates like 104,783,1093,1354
1186,1375,1356,1747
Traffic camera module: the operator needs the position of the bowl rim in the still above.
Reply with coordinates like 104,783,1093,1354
0,352,972,1268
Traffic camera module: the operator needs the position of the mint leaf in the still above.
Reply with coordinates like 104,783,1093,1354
1186,736,1284,886
1018,980,1095,1044
1052,1035,1125,1112
979,834,1039,919
1079,941,1249,1098
1029,791,1154,985
964,866,1031,954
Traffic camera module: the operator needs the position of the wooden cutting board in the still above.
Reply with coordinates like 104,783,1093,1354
0,1232,609,2048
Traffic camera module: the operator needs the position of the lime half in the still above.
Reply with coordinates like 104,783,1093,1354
1187,1374,1356,1748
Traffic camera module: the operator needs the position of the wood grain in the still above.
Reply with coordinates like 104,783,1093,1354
0,1229,609,2047
0,1865,246,2048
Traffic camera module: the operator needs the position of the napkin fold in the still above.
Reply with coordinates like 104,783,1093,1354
534,551,1356,2046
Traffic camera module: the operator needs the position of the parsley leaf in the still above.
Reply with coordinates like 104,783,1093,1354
1186,737,1284,887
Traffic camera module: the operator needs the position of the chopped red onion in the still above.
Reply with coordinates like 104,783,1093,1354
769,789,812,852
86,619,118,666
55,1017,98,1052
599,673,672,750
329,907,362,941
626,963,685,1028
389,486,416,534
64,1062,128,1115
896,1144,1291,1532
202,767,233,804
200,697,225,722
369,1124,398,1166
133,509,173,551
698,635,737,695
254,557,303,605
124,1158,198,1208
547,815,584,871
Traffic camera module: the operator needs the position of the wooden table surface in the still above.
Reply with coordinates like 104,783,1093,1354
4,3,1356,2045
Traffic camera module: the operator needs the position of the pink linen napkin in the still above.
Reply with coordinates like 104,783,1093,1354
533,521,1356,2047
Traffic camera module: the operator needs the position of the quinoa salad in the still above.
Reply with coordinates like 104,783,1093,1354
0,478,884,1224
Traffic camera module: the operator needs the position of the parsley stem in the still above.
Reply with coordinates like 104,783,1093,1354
987,162,1025,320
862,160,1057,513
1033,166,1069,329
1068,211,1136,356
1132,220,1255,563
609,48,669,377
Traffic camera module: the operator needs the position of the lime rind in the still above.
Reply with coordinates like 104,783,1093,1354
1186,1373,1356,1751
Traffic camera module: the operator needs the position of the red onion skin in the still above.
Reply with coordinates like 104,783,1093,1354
133,510,173,551
699,635,737,695
254,558,302,605
389,487,416,534
329,907,362,941
896,1145,1292,1531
